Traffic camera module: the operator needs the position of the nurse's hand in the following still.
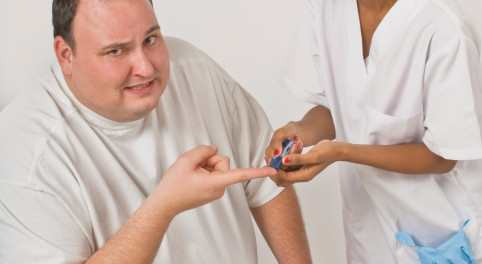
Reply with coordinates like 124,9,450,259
264,122,303,170
154,145,277,217
270,140,338,187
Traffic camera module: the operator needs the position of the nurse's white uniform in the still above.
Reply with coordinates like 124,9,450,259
282,0,482,262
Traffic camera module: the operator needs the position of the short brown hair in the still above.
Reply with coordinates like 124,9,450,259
52,0,153,50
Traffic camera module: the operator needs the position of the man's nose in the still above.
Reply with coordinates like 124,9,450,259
131,49,154,77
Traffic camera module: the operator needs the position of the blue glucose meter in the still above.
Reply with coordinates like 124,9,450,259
269,140,294,171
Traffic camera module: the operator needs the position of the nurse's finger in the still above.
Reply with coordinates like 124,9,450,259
279,139,303,171
282,152,321,167
288,137,303,155
280,164,302,172
265,133,286,159
264,157,272,166
269,172,292,187
214,167,277,188
270,167,313,187
275,164,324,186
265,127,298,158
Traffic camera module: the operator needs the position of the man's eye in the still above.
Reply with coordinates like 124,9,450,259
145,36,157,45
109,49,122,56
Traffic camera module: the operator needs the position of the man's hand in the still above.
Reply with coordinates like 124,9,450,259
154,145,277,217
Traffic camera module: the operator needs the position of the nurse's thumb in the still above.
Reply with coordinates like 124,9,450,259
282,153,319,166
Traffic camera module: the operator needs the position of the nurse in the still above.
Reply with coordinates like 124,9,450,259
266,0,482,262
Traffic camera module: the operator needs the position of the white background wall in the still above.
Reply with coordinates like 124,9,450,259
1,1,481,263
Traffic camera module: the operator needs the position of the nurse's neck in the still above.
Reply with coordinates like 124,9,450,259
357,0,398,59
357,0,397,11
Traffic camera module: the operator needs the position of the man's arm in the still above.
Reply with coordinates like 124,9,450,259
250,185,312,264
86,145,276,263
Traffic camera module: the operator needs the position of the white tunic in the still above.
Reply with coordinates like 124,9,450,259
0,37,282,263
282,0,482,262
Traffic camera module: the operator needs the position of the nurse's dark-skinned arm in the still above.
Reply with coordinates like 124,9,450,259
85,145,276,264
271,141,457,187
265,105,335,160
250,185,312,264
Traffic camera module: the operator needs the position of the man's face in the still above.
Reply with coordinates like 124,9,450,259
66,0,169,122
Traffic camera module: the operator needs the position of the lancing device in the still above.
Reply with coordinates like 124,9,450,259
269,139,294,171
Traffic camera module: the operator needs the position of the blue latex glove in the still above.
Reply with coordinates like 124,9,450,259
396,220,477,264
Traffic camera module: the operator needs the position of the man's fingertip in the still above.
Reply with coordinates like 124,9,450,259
268,169,278,177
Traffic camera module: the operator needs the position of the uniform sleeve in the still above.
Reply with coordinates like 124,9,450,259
280,0,328,107
422,37,482,160
0,183,92,263
229,83,284,208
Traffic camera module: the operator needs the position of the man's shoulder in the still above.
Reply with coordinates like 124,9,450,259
0,67,73,136
163,36,236,94
163,36,233,77
0,68,76,185
164,36,208,64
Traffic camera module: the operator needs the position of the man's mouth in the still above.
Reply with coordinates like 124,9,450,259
126,80,153,90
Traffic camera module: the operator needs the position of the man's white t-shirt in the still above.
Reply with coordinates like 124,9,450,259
282,0,482,262
0,37,282,263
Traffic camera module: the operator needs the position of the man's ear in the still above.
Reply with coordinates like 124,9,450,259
54,36,73,76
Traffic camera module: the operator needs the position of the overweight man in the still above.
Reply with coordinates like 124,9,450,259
0,0,311,263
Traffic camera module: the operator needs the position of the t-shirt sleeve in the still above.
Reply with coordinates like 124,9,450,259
422,37,482,160
280,0,329,107
0,183,92,263
229,83,284,208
